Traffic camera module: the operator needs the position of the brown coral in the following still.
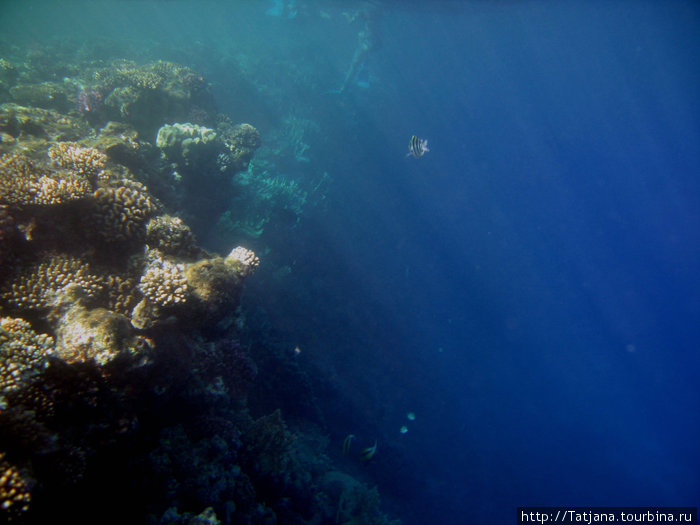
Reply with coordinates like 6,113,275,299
0,206,18,266
91,180,158,243
184,257,239,309
225,246,260,278
48,142,107,181
103,274,141,317
0,255,103,312
0,317,53,396
53,302,133,366
0,452,32,516
0,154,92,208
137,250,189,308
145,215,200,258
0,104,88,159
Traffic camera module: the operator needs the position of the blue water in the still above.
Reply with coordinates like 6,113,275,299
2,1,699,523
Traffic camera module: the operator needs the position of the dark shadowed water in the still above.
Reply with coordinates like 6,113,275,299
1,1,698,523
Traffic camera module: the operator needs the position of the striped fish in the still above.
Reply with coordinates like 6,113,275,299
360,440,377,462
407,135,429,158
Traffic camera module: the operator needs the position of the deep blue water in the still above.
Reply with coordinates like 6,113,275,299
2,1,699,523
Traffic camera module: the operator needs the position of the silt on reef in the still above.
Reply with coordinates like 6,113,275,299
0,46,398,525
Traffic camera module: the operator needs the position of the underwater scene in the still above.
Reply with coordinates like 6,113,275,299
0,1,699,524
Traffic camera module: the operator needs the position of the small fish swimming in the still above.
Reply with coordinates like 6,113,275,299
360,440,377,462
342,434,355,455
407,135,429,158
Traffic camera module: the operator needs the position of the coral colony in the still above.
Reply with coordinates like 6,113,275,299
76,86,103,113
0,49,398,524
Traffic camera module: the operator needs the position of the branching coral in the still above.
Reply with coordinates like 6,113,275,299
103,274,141,317
48,142,107,181
145,215,200,259
0,317,54,396
0,255,103,312
225,246,260,278
0,154,92,208
91,180,159,243
138,250,189,308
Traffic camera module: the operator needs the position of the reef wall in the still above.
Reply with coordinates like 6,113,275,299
0,41,397,525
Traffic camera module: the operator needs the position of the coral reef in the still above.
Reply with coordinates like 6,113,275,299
48,142,107,180
153,119,261,243
0,104,89,159
92,59,217,139
90,180,160,244
0,154,92,207
0,42,397,525
138,252,189,308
